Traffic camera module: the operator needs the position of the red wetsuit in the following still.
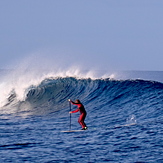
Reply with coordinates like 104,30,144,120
70,101,87,129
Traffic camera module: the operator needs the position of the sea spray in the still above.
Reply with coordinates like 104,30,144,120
126,114,137,125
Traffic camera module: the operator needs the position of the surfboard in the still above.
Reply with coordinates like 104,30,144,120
61,130,85,133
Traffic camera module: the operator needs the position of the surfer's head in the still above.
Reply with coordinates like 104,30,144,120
75,99,81,103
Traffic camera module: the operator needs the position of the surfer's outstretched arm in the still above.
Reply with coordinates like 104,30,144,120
69,109,80,114
68,99,80,106
68,99,75,104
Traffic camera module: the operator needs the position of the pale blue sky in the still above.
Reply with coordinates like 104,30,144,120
0,0,163,71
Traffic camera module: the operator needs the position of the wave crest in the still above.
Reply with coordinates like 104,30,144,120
1,76,163,117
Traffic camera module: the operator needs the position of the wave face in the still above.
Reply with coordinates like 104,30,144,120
2,77,163,123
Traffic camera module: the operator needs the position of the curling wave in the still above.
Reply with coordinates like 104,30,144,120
1,77,163,120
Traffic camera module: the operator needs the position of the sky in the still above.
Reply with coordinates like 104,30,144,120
0,0,163,71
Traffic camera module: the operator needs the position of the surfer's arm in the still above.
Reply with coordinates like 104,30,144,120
69,109,80,113
69,100,80,106
68,99,80,113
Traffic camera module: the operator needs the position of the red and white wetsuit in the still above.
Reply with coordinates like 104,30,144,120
70,101,87,129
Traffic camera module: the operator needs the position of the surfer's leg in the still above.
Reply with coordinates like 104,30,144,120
78,113,87,129
78,115,84,128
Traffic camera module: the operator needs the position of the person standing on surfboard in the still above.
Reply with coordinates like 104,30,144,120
68,99,88,130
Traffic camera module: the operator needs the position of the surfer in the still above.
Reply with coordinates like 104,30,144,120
68,99,87,130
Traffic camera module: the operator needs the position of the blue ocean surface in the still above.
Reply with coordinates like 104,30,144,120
0,70,163,162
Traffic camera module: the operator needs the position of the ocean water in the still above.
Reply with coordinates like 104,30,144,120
0,69,163,163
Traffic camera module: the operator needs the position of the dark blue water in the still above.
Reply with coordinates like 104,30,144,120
0,71,163,162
